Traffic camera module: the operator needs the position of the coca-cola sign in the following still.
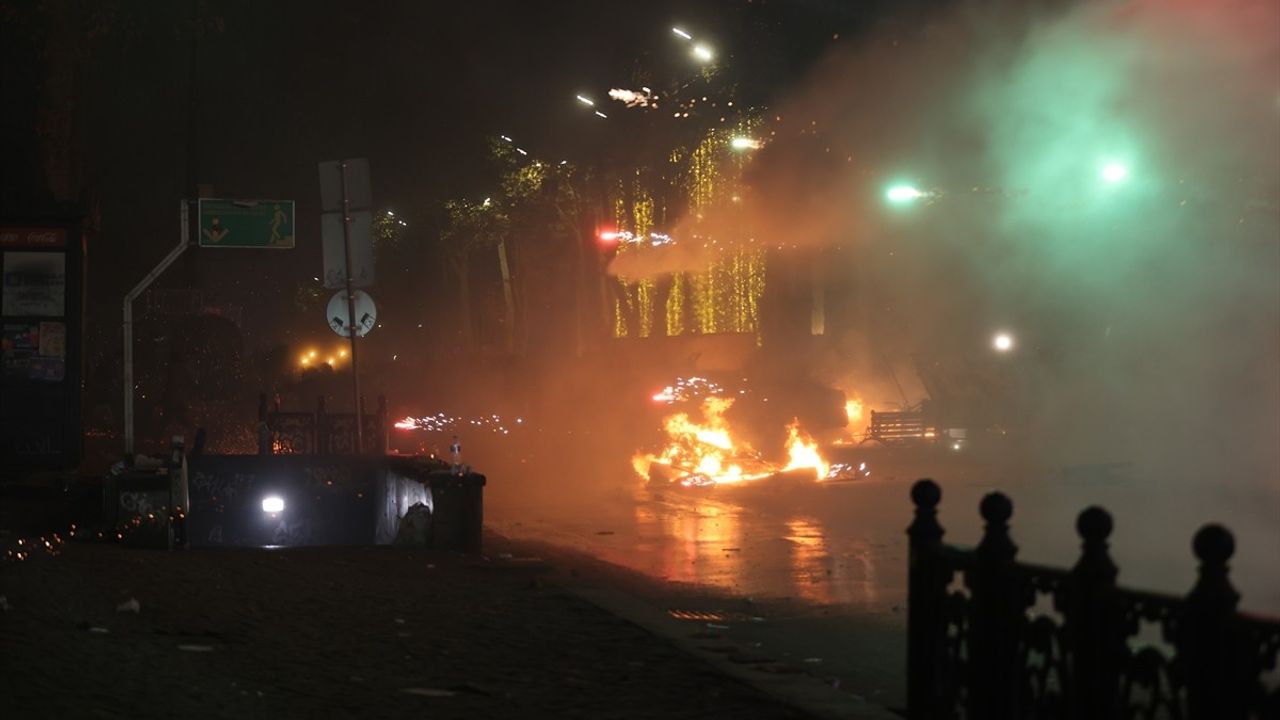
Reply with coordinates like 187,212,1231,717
0,227,67,248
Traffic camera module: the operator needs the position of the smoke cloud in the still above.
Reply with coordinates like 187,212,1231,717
614,0,1280,487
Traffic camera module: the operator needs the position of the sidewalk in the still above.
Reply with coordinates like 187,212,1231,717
1,533,821,719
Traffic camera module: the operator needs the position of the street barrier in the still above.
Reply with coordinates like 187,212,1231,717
257,393,388,455
906,479,1280,720
184,455,484,550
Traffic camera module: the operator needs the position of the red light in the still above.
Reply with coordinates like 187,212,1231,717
597,230,621,247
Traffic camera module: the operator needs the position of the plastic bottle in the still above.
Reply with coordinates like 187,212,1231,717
449,435,463,474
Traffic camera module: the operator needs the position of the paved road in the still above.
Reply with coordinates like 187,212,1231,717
481,439,1280,711
483,449,1001,710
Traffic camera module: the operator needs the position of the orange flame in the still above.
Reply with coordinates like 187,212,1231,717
781,421,829,480
635,398,831,486
844,398,864,426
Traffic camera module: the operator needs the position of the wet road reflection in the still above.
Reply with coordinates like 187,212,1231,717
489,480,910,613
488,467,1280,616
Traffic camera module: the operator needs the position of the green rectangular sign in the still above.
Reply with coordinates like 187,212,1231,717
197,199,295,249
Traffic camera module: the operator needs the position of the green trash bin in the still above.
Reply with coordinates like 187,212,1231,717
426,471,485,553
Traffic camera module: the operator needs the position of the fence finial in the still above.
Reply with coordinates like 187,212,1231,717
908,479,943,544
1075,506,1117,582
1190,524,1239,608
978,492,1016,561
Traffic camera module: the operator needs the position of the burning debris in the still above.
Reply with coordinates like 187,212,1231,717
394,413,523,436
651,376,731,404
633,397,838,488
598,230,675,247
825,462,871,481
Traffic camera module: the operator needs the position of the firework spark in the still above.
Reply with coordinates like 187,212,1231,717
609,88,657,108
599,230,676,247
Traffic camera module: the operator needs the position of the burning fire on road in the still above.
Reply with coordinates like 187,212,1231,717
633,396,867,488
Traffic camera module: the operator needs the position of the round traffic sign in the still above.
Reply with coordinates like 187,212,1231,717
326,290,377,337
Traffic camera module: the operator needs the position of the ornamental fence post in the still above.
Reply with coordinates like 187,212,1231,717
966,492,1022,720
1181,524,1245,720
907,479,947,719
1063,506,1123,720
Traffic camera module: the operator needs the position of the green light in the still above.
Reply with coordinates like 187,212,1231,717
886,184,924,204
1100,162,1129,184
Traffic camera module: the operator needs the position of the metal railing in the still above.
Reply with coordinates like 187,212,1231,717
256,394,388,456
907,479,1280,719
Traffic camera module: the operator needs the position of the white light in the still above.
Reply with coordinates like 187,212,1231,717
575,94,594,106
993,332,1014,352
1100,162,1129,184
672,27,692,40
500,135,512,142
594,110,608,119
886,184,924,203
262,496,285,513
516,147,528,156
730,136,759,150
692,45,714,62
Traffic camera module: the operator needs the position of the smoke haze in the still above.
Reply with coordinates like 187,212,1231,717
614,0,1280,485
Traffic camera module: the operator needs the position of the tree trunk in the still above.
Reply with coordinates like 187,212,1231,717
496,240,516,355
456,252,474,352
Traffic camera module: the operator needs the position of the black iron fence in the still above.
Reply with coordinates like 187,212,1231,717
256,394,388,456
907,479,1280,720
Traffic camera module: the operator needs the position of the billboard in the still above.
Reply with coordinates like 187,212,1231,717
0,221,83,471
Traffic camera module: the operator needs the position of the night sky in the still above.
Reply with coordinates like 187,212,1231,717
2,0,923,355
2,0,934,436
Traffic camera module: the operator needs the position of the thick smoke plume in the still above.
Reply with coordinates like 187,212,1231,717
620,0,1279,486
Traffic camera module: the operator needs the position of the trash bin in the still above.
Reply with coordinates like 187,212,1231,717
425,471,485,553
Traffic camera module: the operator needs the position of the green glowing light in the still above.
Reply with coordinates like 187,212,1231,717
886,184,924,204
1100,162,1129,184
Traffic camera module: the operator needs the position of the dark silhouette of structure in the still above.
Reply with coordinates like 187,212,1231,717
257,393,388,455
907,479,1280,720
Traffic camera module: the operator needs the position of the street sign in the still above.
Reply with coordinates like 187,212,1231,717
197,199,295,249
319,159,371,212
321,211,374,288
327,290,376,337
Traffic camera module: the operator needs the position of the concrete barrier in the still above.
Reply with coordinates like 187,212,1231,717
180,455,484,550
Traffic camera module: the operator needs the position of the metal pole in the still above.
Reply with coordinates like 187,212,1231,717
339,162,364,452
124,201,192,456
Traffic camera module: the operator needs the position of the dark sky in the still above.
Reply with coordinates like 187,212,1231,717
3,0,920,356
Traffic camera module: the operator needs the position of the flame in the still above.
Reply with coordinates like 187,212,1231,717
633,398,772,486
844,399,864,426
781,421,829,480
635,397,832,487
